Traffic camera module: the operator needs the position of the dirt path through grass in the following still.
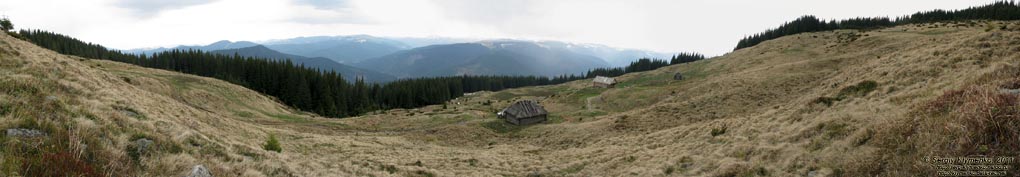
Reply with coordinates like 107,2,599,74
586,95,599,111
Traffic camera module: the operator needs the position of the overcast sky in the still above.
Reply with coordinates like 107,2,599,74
0,0,1001,56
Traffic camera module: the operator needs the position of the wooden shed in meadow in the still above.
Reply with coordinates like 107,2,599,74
592,76,616,88
497,100,548,125
673,73,684,80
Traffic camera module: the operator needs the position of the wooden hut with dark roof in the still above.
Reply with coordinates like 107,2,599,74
673,72,684,80
497,100,548,125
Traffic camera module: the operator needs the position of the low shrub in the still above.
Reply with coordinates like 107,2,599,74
264,134,281,153
482,120,523,134
711,126,727,136
812,97,840,106
381,164,397,174
836,80,878,98
413,170,435,177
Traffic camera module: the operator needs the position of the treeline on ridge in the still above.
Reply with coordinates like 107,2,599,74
586,52,705,78
734,0,1020,50
14,29,587,117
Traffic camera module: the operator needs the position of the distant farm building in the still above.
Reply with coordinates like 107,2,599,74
673,73,684,80
592,76,616,88
497,100,548,125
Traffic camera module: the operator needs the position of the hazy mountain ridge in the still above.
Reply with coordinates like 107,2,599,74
355,40,611,78
533,41,673,67
122,40,259,54
122,35,671,72
209,45,397,83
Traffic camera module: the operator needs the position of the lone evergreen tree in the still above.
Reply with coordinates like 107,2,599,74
0,17,13,32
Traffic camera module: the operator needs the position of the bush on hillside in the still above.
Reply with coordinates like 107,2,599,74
836,80,879,98
264,134,281,153
0,18,12,32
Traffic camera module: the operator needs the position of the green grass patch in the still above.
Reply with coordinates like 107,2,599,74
165,73,252,109
573,87,604,98
491,92,516,100
235,111,254,118
0,102,12,116
921,29,960,35
545,114,565,124
565,87,606,106
679,60,715,80
412,114,476,130
577,110,608,118
602,86,669,113
520,88,557,97
616,72,671,88
482,119,524,134
158,74,250,109
267,113,310,123
167,75,201,90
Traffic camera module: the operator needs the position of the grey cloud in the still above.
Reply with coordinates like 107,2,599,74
288,14,376,25
292,0,350,11
114,0,219,18
431,0,538,24
287,0,375,25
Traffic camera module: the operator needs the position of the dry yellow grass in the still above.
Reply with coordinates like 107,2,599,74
0,21,1018,176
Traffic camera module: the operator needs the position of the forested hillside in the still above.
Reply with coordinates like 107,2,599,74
735,0,1020,50
585,52,704,78
209,45,397,83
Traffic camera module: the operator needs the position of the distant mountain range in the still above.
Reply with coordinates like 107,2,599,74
259,35,409,64
354,40,610,78
122,35,674,80
533,41,672,67
388,37,476,49
123,40,259,54
209,45,396,83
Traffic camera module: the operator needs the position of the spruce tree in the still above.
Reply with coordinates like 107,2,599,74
0,18,12,32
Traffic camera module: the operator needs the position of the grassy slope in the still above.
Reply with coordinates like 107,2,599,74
1,21,1019,176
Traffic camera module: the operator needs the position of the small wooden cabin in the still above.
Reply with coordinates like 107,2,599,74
673,73,684,80
592,76,616,88
497,100,548,125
